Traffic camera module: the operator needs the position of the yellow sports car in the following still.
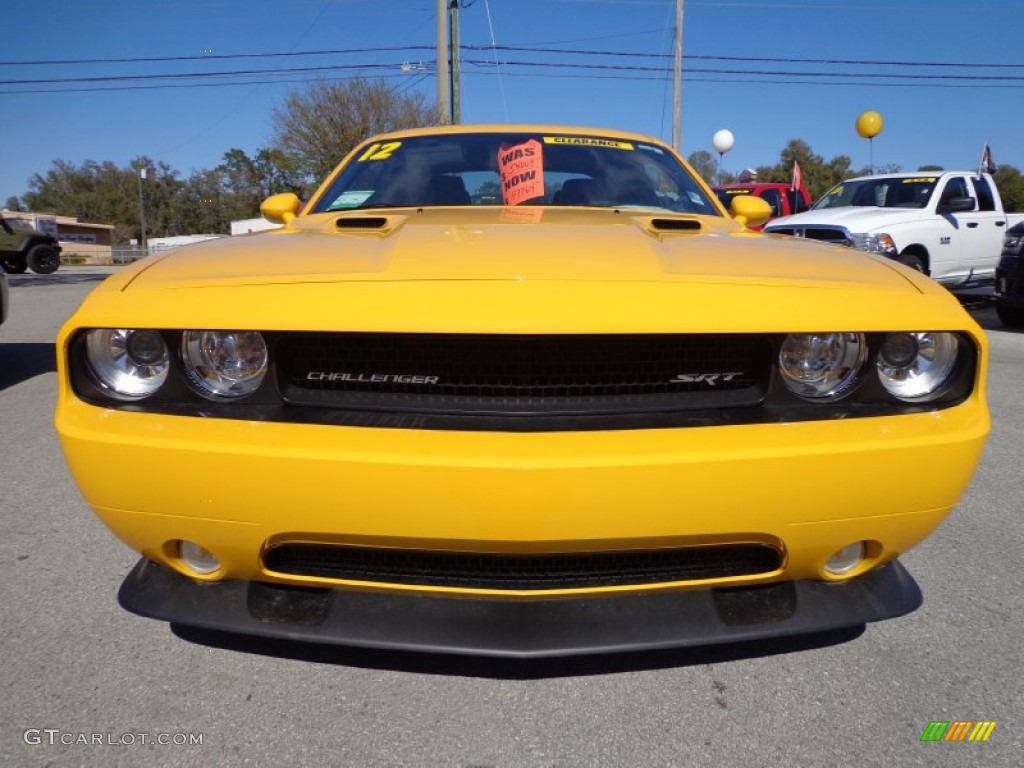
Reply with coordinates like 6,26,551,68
56,125,989,657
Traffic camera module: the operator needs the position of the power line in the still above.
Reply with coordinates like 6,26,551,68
4,44,1024,71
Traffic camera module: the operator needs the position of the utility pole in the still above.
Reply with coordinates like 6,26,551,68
672,0,684,151
137,166,148,254
449,1,461,124
436,0,450,123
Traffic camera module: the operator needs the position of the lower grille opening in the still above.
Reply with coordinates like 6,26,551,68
263,543,782,590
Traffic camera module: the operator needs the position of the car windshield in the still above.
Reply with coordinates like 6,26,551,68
311,131,720,216
812,176,937,210
0,215,34,232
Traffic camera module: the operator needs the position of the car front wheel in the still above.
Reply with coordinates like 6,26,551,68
27,244,60,274
996,302,1024,329
897,252,926,273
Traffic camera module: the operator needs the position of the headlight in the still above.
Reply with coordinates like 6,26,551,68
1004,235,1022,251
851,232,897,257
876,332,958,401
778,333,867,400
181,330,268,399
85,328,169,400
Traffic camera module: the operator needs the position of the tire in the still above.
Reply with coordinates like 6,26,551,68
897,252,926,273
26,244,60,274
996,302,1024,329
1,256,27,274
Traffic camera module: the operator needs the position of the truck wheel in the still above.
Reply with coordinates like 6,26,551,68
996,303,1024,329
27,244,60,274
897,253,925,273
2,256,28,274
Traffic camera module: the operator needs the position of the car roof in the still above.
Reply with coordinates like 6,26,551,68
350,123,671,147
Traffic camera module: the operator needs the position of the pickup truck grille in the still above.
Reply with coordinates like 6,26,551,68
277,333,772,418
766,225,853,247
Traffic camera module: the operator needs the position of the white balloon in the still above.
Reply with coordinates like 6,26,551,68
712,129,735,154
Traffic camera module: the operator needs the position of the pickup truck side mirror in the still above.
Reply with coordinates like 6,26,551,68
940,196,975,214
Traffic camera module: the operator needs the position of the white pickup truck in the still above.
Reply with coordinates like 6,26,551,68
764,171,1016,287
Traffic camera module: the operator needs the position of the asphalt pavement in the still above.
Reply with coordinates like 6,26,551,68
1,267,1020,767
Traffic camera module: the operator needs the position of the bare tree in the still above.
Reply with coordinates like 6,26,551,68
272,78,441,185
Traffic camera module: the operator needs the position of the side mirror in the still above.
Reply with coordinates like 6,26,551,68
941,196,975,214
730,194,773,228
260,192,302,225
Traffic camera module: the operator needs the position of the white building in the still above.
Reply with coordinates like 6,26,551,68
231,217,282,236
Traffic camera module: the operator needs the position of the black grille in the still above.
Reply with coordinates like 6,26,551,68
262,543,782,590
767,226,853,247
277,333,771,416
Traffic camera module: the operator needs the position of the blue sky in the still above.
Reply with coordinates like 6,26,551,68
3,0,1023,206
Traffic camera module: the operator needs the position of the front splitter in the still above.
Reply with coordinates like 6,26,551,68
118,559,922,659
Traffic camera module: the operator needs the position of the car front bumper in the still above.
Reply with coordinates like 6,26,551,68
57,401,988,591
120,557,922,658
996,252,1024,307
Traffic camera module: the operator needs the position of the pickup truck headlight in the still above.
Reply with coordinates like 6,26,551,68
850,233,897,258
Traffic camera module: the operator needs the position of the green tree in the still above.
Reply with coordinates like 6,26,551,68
272,78,440,185
994,165,1024,212
755,140,855,199
686,150,717,184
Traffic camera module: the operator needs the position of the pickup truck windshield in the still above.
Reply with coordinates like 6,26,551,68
812,177,938,211
311,131,720,216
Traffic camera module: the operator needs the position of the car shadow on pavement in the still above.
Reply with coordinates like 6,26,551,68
6,271,112,287
171,623,865,679
0,342,56,390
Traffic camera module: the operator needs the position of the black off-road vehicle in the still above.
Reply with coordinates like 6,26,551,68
0,213,62,274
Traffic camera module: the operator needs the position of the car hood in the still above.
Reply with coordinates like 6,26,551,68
125,208,911,289
766,207,923,232
76,208,965,335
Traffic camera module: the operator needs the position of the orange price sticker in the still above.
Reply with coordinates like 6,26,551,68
498,139,544,206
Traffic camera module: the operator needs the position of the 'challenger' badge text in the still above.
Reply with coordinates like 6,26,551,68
306,372,441,385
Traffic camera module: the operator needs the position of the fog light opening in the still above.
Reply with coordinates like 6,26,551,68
178,540,221,575
824,542,865,576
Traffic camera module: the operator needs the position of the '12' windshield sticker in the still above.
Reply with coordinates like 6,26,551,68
356,141,402,161
498,139,544,206
543,136,634,150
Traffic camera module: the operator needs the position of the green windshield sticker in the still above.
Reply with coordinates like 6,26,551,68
330,190,374,209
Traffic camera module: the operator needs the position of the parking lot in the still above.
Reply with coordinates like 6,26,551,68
1,267,1021,767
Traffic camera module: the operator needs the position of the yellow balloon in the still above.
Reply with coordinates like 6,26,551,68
856,110,884,139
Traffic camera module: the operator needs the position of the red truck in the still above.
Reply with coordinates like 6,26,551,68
713,182,812,229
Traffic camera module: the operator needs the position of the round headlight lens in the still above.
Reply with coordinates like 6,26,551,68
877,332,959,401
778,333,867,400
85,328,169,400
181,330,268,399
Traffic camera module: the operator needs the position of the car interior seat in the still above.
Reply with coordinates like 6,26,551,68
554,178,602,205
427,175,471,206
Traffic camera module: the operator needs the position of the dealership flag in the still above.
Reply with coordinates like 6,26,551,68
791,161,804,192
981,144,996,174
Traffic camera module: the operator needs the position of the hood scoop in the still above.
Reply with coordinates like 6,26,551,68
336,216,390,231
650,217,702,232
